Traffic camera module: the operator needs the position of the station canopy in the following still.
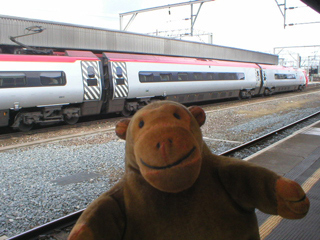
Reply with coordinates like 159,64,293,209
301,0,320,13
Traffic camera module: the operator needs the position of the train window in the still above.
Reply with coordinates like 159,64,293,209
237,73,245,80
215,72,243,80
40,72,66,86
223,73,236,80
115,67,123,77
193,73,203,80
116,78,125,85
263,71,267,80
160,73,172,81
87,66,95,78
138,71,245,82
288,74,296,79
178,73,188,81
206,73,215,80
87,78,98,86
275,74,296,80
275,74,285,79
216,73,225,80
0,73,26,88
205,72,245,80
139,72,154,82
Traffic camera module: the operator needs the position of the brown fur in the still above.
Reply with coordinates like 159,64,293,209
69,101,309,240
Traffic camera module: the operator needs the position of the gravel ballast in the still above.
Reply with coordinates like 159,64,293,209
1,91,320,238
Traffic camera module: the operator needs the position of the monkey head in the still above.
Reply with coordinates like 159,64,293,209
115,101,206,193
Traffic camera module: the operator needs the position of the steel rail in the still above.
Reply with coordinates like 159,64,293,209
219,110,320,157
8,210,83,240
0,126,116,152
7,110,320,240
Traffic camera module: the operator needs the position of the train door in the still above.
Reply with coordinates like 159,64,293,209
254,66,264,95
81,61,102,101
255,69,262,93
110,61,129,99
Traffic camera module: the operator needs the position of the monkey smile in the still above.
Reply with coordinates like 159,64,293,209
140,146,196,170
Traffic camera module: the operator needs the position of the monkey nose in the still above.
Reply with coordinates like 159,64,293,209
156,138,173,149
156,139,173,162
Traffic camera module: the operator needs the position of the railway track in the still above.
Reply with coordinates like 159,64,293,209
0,86,319,138
6,109,320,240
1,89,320,152
0,127,116,152
221,110,320,157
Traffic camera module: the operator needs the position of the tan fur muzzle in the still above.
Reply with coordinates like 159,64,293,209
134,125,202,193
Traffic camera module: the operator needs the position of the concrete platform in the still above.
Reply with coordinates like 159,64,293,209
246,120,320,239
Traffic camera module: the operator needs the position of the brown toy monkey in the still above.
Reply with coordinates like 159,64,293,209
68,101,309,240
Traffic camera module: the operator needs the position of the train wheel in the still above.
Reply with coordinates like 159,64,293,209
239,90,245,99
239,90,251,99
64,116,79,125
14,122,34,132
298,85,305,91
264,88,271,96
121,108,132,117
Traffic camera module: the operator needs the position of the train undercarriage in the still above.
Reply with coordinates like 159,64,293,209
10,106,80,131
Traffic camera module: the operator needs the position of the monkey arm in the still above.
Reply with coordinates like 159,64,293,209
217,157,309,218
68,183,126,240
275,177,309,219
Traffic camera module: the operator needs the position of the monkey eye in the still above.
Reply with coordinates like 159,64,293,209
139,120,144,128
173,113,181,120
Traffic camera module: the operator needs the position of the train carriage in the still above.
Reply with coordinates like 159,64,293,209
103,52,263,115
0,51,307,131
260,64,306,95
0,53,104,131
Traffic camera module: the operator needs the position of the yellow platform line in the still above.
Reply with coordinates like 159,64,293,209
259,167,320,239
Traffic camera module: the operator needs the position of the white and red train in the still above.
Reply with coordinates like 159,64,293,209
0,50,308,131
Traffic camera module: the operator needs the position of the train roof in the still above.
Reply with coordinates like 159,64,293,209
0,53,99,63
103,52,261,68
259,64,298,71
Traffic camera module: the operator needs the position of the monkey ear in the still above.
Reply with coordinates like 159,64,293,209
115,118,131,140
188,106,206,127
